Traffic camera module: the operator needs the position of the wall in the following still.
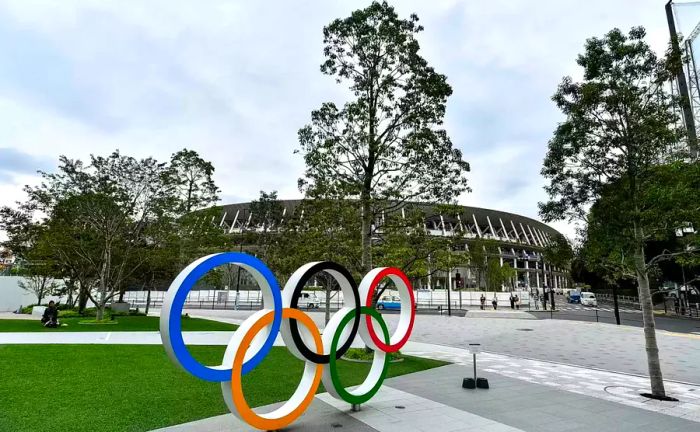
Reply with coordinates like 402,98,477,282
0,276,66,312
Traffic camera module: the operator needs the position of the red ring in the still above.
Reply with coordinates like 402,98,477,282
364,267,415,352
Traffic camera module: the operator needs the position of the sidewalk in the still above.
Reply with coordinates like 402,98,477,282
154,359,700,432
465,309,536,319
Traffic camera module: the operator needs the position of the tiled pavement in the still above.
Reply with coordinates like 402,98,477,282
155,363,700,432
401,342,700,423
386,364,700,432
182,309,700,384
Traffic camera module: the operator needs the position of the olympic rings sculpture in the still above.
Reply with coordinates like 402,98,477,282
159,252,416,430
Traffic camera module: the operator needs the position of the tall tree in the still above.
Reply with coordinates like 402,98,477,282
2,149,222,320
297,1,470,273
539,27,697,398
542,233,574,288
247,191,286,263
168,149,220,214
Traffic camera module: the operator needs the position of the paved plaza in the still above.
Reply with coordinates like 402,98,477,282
176,308,700,384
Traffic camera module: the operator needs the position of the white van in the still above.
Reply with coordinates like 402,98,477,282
297,292,321,309
580,292,597,307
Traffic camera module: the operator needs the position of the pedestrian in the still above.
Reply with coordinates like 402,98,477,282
515,294,520,310
509,293,515,309
480,294,486,310
533,289,539,310
492,294,498,310
674,297,680,315
542,286,548,310
549,288,556,311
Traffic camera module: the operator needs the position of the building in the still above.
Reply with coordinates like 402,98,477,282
215,200,570,292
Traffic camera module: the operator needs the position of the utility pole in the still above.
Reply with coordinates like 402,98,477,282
666,0,700,158
234,241,243,310
446,274,452,317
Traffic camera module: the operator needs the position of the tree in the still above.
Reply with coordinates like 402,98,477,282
267,199,362,324
464,238,502,290
539,27,698,398
17,263,59,306
247,191,286,263
485,259,516,292
297,1,470,274
168,149,220,214
542,233,574,288
374,205,468,291
2,149,222,321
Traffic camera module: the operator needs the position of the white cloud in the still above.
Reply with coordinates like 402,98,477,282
0,0,687,242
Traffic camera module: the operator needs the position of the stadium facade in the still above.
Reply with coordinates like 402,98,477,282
216,200,570,292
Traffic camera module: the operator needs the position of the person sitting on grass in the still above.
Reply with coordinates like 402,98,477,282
41,301,60,328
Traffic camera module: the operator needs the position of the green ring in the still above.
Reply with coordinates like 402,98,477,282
328,306,391,405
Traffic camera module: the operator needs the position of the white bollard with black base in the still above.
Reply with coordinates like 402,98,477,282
462,343,489,390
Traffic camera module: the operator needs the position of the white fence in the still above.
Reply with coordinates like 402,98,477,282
122,289,533,311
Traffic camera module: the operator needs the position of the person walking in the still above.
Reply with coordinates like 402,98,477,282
549,288,556,311
492,294,498,310
515,294,520,310
542,285,548,310
509,293,515,309
480,294,486,310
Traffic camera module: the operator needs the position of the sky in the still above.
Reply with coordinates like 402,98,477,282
0,0,693,241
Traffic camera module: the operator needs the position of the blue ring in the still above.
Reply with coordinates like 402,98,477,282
167,252,282,381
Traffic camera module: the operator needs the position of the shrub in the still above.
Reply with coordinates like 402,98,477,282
342,348,403,361
20,305,36,314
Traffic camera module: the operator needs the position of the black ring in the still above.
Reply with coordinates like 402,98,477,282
288,261,361,364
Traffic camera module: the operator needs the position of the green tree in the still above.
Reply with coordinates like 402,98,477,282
465,238,502,290
297,1,470,274
15,254,60,306
2,149,222,321
485,259,516,293
542,233,574,288
168,149,220,214
268,199,362,324
374,205,468,292
247,191,286,263
539,27,697,398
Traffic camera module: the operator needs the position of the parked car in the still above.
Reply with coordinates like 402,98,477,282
580,292,597,307
297,292,321,309
567,290,581,304
377,296,401,310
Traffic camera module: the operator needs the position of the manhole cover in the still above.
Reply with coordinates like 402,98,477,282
516,328,534,331
331,423,343,428
395,405,405,409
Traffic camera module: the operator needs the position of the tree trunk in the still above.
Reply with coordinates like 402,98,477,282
96,304,105,321
634,240,666,397
325,280,331,326
97,245,110,322
360,196,372,273
78,282,89,313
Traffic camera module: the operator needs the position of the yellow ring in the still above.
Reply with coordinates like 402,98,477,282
230,308,323,430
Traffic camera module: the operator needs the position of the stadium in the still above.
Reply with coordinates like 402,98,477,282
216,200,570,293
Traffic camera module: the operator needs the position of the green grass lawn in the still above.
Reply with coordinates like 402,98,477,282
0,316,237,332
0,344,447,432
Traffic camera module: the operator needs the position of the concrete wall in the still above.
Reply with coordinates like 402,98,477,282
0,276,66,312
